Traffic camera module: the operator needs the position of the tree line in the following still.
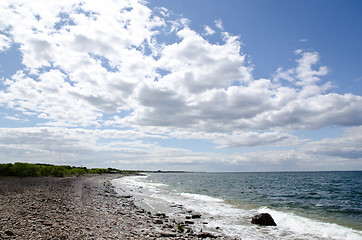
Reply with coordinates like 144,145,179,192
0,162,135,177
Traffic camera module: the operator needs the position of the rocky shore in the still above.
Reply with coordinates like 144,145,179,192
0,174,230,239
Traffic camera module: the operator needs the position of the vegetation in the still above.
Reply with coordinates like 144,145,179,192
0,162,136,177
176,224,184,233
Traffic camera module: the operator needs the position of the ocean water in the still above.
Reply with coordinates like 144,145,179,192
112,171,362,240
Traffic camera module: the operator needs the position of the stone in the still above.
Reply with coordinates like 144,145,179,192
158,230,177,237
5,230,15,236
162,224,174,229
185,228,194,234
42,221,53,226
191,214,201,219
155,213,166,218
197,232,217,238
251,213,277,226
153,219,163,224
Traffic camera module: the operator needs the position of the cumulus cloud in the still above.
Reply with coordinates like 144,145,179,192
302,126,362,159
126,49,362,132
1,0,361,132
0,0,361,170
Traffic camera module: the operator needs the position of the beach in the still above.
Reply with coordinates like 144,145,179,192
0,174,227,239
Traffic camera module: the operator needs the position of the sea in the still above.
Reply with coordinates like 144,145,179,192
112,171,362,240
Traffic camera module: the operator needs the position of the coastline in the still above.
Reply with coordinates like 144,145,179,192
0,174,228,239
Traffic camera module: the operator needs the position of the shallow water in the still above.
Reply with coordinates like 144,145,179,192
112,171,362,240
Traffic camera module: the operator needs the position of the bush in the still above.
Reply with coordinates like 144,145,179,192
0,163,13,176
50,166,66,177
37,165,53,176
70,168,86,177
0,162,128,177
10,162,38,177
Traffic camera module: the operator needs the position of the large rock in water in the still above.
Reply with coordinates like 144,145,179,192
251,213,277,226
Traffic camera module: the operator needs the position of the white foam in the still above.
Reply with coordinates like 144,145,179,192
180,193,224,202
112,175,362,240
112,175,168,193
258,207,362,240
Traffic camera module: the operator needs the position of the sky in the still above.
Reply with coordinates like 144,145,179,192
0,0,362,172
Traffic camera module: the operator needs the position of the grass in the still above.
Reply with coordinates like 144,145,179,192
176,224,184,233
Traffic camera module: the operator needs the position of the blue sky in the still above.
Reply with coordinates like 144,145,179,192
0,0,361,171
152,0,362,93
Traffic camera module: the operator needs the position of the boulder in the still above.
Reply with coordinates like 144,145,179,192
251,213,277,226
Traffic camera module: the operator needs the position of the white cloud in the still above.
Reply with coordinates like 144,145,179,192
274,51,330,91
302,126,362,159
156,27,250,93
2,0,360,132
215,19,224,30
156,7,170,17
166,129,305,148
0,34,11,52
0,127,223,169
126,48,362,132
0,125,360,171
204,25,215,35
168,18,191,33
213,131,305,148
295,51,329,86
0,0,361,170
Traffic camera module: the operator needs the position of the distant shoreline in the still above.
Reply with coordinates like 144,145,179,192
0,162,137,178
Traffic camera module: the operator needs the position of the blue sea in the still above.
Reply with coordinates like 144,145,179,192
112,171,362,239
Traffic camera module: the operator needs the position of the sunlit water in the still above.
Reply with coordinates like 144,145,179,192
112,171,362,240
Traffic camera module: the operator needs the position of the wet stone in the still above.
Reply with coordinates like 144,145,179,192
4,230,15,236
153,219,163,224
197,232,217,238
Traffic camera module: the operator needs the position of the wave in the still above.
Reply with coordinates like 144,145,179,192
259,207,362,240
112,175,362,240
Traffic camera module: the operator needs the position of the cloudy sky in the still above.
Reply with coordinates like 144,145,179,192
1,0,362,171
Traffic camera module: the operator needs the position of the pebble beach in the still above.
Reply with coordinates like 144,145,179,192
0,174,228,239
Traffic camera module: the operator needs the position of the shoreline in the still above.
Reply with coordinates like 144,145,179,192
0,174,229,239
113,172,362,240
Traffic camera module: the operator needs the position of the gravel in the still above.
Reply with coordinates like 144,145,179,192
0,174,229,239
